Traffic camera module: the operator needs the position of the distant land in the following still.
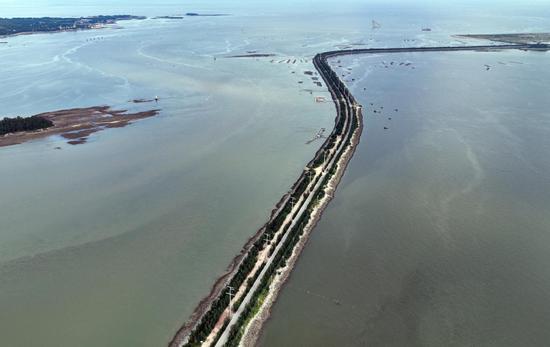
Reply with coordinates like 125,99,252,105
226,53,277,58
154,16,185,20
457,33,550,44
185,13,229,17
0,106,159,147
0,15,146,37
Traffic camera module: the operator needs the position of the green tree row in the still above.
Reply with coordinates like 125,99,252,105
223,55,361,346
0,116,53,136
184,54,358,346
0,16,145,36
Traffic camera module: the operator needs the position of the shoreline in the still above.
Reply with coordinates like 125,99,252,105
238,43,549,346
208,48,363,345
0,26,108,39
241,95,364,347
0,106,159,147
169,43,545,347
168,190,297,346
183,46,362,346
0,16,146,39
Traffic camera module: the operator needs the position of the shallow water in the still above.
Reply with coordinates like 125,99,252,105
259,49,550,347
1,1,549,347
0,7,335,347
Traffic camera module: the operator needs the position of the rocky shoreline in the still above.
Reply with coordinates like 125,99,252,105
171,40,364,345
241,96,363,347
168,42,547,347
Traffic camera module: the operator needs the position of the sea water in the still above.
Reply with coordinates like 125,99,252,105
1,1,549,346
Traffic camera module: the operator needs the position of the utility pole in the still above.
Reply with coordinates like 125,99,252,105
290,196,296,210
306,170,315,194
227,286,235,319
306,170,313,182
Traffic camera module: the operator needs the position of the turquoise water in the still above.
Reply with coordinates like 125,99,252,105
1,1,549,346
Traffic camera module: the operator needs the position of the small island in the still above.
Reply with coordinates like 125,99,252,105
154,16,185,20
0,106,159,147
226,53,277,58
456,33,550,44
0,15,146,37
185,13,229,17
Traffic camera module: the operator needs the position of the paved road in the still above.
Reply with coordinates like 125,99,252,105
214,51,358,347
205,42,548,346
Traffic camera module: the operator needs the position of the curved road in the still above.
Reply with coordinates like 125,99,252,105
185,42,548,347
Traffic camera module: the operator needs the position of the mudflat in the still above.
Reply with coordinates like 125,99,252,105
0,106,159,147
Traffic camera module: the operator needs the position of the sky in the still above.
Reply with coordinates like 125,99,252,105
0,1,548,24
